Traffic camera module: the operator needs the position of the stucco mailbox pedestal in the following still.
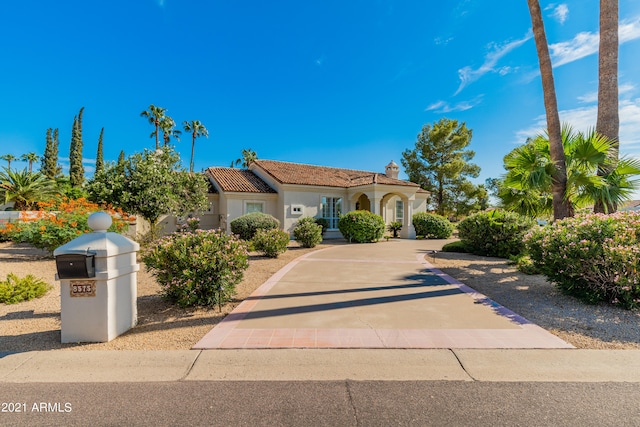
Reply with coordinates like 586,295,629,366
54,212,139,343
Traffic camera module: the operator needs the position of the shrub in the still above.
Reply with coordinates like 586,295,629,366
337,210,385,243
253,228,290,258
142,229,249,309
387,221,403,238
0,198,132,253
525,211,640,308
230,212,279,241
293,217,323,248
441,240,469,253
457,210,535,258
314,217,329,235
412,212,454,239
0,273,51,304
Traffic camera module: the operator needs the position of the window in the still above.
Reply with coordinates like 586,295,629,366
245,202,264,214
291,205,304,215
321,197,342,229
395,200,404,223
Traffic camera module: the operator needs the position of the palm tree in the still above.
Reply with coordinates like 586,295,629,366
230,148,257,169
140,105,167,150
594,0,619,213
0,168,57,210
159,117,181,146
21,152,39,173
1,154,17,170
526,0,571,220
182,120,208,173
500,125,640,217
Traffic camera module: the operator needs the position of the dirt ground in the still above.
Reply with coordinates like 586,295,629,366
1,241,639,351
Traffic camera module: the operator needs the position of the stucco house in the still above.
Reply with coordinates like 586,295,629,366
200,159,429,239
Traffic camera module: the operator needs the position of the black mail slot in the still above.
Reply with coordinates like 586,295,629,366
55,252,96,279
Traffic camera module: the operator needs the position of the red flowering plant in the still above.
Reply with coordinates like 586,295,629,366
0,197,135,253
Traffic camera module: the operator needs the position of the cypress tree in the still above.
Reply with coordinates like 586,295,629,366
95,128,104,174
69,114,85,187
53,128,62,177
42,128,61,178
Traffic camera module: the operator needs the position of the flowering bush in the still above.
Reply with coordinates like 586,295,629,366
253,228,290,258
230,212,280,241
457,210,535,258
142,229,249,308
293,217,323,248
412,213,453,239
525,211,640,308
177,217,200,233
0,198,133,253
337,210,385,243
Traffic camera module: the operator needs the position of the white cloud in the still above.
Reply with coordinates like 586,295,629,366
549,4,569,24
455,32,532,95
426,96,483,113
550,16,640,67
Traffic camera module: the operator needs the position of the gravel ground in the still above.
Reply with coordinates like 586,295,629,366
431,251,640,349
1,241,639,351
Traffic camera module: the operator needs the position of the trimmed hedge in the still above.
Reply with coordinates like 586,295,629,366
457,210,535,258
412,212,454,239
337,210,385,243
253,228,290,258
230,212,279,241
293,217,323,248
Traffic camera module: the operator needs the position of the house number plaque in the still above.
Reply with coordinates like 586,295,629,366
70,280,96,297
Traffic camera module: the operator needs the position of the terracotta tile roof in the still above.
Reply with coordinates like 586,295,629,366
205,168,276,193
252,160,421,189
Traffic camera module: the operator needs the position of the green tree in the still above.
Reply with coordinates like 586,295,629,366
183,120,208,173
21,152,39,173
86,146,208,237
230,148,257,169
526,0,571,220
401,118,481,217
41,128,62,179
499,125,640,218
69,109,85,187
594,0,619,213
95,128,105,174
140,104,167,150
159,117,181,146
0,169,57,210
1,154,17,170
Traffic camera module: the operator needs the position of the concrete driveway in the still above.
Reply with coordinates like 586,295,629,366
194,240,572,349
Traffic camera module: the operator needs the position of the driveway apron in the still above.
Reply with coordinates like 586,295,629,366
194,240,572,349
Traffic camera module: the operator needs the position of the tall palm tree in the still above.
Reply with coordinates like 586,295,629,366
594,0,619,213
500,125,640,217
230,148,257,169
182,120,208,173
140,105,167,150
159,117,181,146
526,0,571,220
21,152,39,173
1,154,17,170
0,168,57,210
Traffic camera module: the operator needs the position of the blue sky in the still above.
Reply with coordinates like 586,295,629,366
1,0,640,195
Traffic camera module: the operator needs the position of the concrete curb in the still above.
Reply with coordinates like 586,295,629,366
2,349,640,383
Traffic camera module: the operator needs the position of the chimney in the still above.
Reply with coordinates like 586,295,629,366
385,160,399,179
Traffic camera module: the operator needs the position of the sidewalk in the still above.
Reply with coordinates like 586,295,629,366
2,349,640,382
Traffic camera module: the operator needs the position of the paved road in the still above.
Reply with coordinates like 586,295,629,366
2,381,640,426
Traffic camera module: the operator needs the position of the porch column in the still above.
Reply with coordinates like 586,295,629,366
370,196,382,216
402,196,416,239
